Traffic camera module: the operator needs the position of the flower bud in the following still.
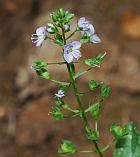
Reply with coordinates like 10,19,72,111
64,24,70,32
47,23,58,34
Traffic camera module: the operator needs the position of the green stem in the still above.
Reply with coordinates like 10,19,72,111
101,138,116,152
77,150,95,154
77,138,116,154
67,63,90,127
47,36,55,41
50,79,70,85
66,29,77,40
61,24,104,157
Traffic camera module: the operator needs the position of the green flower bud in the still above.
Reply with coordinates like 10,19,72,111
64,24,70,32
86,102,101,120
59,8,65,17
58,140,76,154
101,85,111,100
50,13,58,22
89,80,100,91
110,123,128,139
64,11,74,23
86,127,99,141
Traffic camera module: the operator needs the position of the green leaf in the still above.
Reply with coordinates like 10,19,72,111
85,127,99,141
86,102,101,120
33,60,47,70
58,140,76,154
101,85,111,100
36,68,51,79
84,53,106,67
73,70,87,79
113,122,140,157
33,60,52,79
110,123,128,139
58,83,69,91
89,80,100,91
51,106,64,120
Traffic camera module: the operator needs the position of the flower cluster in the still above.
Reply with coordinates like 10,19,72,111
31,10,100,63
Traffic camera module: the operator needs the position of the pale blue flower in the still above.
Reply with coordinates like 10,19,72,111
31,26,46,47
55,90,65,98
78,17,101,44
78,17,91,31
64,41,82,63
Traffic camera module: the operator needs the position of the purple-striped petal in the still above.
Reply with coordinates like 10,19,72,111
64,53,74,63
72,50,81,60
71,41,81,49
90,34,101,44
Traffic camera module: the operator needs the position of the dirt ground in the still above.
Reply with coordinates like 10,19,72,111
0,0,140,157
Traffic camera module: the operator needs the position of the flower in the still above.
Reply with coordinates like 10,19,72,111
64,41,82,63
78,17,91,31
78,17,101,44
55,90,65,98
46,23,58,34
31,26,46,47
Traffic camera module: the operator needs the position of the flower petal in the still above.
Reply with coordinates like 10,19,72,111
64,53,73,63
36,26,46,35
90,34,101,44
72,50,81,60
64,44,72,53
36,38,44,47
46,27,52,33
78,17,86,27
55,90,65,98
89,24,95,35
71,41,81,49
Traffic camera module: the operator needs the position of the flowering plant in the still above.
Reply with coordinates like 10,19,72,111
31,8,140,157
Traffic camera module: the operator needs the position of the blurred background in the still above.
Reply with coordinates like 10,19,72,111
0,0,140,157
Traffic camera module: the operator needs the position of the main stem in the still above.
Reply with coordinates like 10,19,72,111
61,25,103,157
